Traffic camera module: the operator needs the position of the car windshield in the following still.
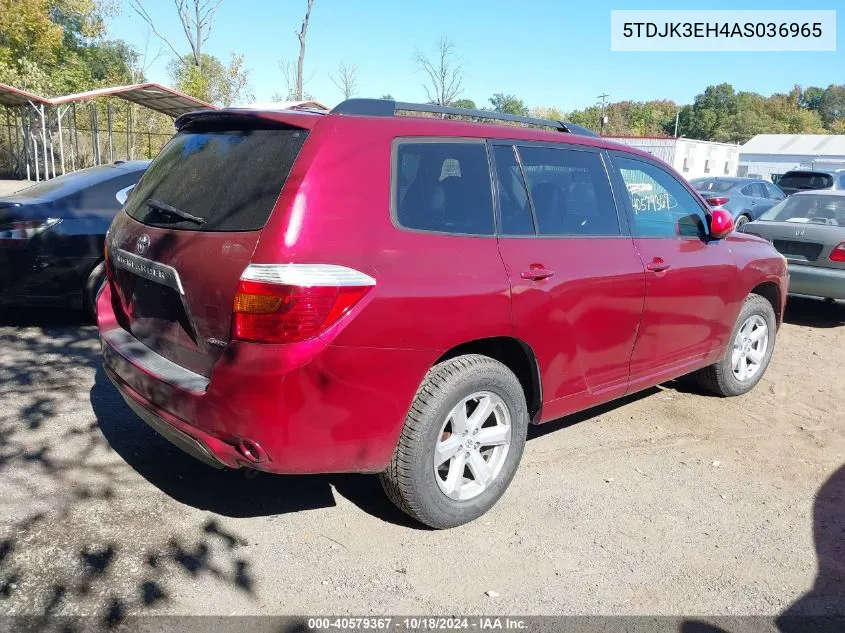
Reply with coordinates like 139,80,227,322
759,194,845,226
778,172,833,190
692,179,734,193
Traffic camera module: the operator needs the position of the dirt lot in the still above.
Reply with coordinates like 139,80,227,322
0,297,843,621
0,179,31,196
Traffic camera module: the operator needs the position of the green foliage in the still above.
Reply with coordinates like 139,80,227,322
0,0,129,94
819,85,845,127
452,98,476,109
489,93,527,116
380,93,394,100
168,52,253,106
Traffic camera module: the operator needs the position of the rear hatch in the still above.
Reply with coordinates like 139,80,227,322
777,171,833,196
106,112,311,377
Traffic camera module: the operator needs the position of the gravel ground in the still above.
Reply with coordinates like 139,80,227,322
0,179,31,196
0,298,843,621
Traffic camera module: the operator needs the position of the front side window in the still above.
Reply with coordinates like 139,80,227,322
613,155,708,238
395,141,494,235
516,146,619,236
764,183,785,200
741,183,766,198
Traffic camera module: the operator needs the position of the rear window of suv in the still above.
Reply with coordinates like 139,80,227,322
125,124,308,232
394,140,494,235
778,171,833,191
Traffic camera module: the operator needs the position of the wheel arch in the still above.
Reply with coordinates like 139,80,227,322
435,336,542,423
750,280,783,326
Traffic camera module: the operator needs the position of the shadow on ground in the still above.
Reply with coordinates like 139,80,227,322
784,296,845,328
0,309,258,625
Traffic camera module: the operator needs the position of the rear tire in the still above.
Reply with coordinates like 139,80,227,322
83,261,106,321
380,354,529,529
694,294,776,397
735,214,751,229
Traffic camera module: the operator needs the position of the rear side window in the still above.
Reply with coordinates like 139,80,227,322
492,145,533,235
125,126,308,232
517,146,619,236
778,171,833,190
612,155,707,238
395,141,494,235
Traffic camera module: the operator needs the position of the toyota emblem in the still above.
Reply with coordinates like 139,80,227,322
136,234,150,255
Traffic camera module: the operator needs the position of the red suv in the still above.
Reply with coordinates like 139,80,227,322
98,99,788,528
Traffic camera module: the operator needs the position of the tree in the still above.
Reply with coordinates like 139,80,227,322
488,93,528,116
413,36,464,106
379,94,394,100
452,98,476,109
293,0,315,101
168,52,253,106
330,61,358,99
130,0,224,70
687,83,738,142
530,106,565,121
819,85,845,128
801,86,825,111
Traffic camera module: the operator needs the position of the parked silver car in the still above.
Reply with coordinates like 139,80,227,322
742,191,845,300
690,177,786,229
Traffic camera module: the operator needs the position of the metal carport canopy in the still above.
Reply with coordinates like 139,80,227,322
49,83,216,117
0,83,52,108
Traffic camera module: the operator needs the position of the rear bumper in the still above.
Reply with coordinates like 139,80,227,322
787,263,845,300
0,246,95,308
97,281,436,474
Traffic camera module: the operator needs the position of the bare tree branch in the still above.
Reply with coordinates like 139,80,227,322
293,0,315,101
412,36,464,106
129,0,184,63
130,0,224,70
330,62,358,100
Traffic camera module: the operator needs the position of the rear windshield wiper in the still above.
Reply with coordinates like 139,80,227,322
146,199,206,225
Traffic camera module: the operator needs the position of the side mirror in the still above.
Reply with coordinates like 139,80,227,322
709,209,735,239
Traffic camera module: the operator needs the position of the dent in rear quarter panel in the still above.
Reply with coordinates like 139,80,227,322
247,115,513,469
727,232,789,324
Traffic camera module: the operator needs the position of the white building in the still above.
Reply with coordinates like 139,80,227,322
739,134,845,182
602,136,740,180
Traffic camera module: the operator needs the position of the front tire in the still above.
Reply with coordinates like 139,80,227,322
735,214,751,230
380,354,529,529
694,294,777,396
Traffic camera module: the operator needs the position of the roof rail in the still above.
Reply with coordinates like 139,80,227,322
330,98,598,137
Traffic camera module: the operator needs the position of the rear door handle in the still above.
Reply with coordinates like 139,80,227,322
521,268,555,281
646,259,671,273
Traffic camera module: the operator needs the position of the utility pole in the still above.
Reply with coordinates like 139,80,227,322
597,93,609,135
674,110,680,138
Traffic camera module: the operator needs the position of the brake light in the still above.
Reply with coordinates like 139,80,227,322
707,197,730,207
232,264,376,344
831,242,845,262
0,218,61,248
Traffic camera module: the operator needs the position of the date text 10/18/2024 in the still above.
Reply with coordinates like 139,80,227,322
306,617,528,630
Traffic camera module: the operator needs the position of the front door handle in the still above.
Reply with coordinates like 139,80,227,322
521,267,555,281
646,258,671,273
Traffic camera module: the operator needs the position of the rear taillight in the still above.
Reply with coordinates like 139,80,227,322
232,264,376,344
706,197,730,207
0,218,61,248
830,243,845,262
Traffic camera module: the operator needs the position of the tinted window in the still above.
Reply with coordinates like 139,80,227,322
764,183,785,200
778,171,833,190
492,145,533,235
692,179,733,194
760,195,845,225
395,142,494,235
840,174,845,188
125,126,308,232
741,183,766,198
517,146,618,236
613,156,707,238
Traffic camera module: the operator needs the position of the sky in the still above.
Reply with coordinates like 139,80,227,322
107,0,844,111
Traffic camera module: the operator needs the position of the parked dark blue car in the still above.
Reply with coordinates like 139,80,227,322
0,160,149,316
690,177,786,229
